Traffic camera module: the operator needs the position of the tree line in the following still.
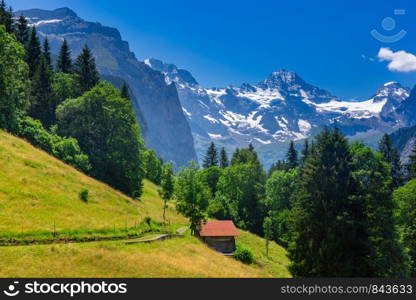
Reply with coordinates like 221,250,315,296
174,131,416,277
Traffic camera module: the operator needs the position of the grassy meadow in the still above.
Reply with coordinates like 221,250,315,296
0,131,291,277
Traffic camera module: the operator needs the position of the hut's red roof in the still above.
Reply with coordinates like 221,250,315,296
199,220,239,237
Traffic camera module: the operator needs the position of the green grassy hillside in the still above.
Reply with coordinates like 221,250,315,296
0,131,291,277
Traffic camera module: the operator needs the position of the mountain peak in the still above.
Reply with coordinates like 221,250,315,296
53,7,78,17
259,69,305,90
144,58,198,86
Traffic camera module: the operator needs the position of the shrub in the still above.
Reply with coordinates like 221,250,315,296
79,189,89,203
17,117,91,173
234,246,254,264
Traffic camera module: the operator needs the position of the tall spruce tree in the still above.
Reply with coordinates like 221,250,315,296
121,82,130,100
219,147,229,168
286,141,298,169
74,44,99,93
42,38,52,70
300,139,309,166
26,27,41,78
203,142,219,168
15,15,29,46
289,127,369,277
0,1,13,33
378,134,403,188
56,39,72,73
29,54,53,127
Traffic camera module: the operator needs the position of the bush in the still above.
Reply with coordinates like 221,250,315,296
17,117,91,173
79,189,89,202
234,246,254,264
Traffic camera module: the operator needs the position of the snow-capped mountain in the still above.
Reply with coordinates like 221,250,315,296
145,58,411,166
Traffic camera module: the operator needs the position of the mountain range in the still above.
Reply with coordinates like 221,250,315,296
16,7,416,169
145,58,415,166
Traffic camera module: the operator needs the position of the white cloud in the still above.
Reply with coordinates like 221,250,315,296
377,47,416,72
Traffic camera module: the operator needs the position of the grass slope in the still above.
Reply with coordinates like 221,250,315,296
0,130,185,235
0,131,291,277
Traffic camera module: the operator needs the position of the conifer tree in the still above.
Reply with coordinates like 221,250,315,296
289,127,368,277
16,15,29,46
231,148,240,165
74,44,99,93
219,147,229,168
203,142,219,168
300,139,309,166
56,39,73,73
378,134,403,188
43,38,52,70
29,54,53,127
286,141,298,169
26,27,41,78
0,1,13,33
121,82,130,100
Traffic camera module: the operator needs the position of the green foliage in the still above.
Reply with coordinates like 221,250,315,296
286,141,298,169
143,149,163,185
174,163,210,235
231,146,260,166
215,160,266,234
265,168,298,211
17,117,91,173
263,217,273,257
159,163,174,223
15,15,29,45
74,45,99,93
25,27,41,78
56,39,73,73
300,139,310,166
270,209,291,247
394,179,416,276
56,81,144,197
121,81,130,100
0,25,29,133
268,160,287,177
378,133,403,188
289,127,367,277
265,168,299,247
350,142,408,277
234,246,254,264
289,128,409,277
29,54,54,127
219,147,229,168
43,38,52,69
0,1,13,33
203,142,218,168
79,189,89,203
198,166,222,197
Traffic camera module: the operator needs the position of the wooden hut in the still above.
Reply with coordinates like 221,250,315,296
199,220,239,254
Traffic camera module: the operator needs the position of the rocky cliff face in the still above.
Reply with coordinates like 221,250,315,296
17,7,197,167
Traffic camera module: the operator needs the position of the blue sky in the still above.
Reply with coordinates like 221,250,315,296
7,0,416,100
